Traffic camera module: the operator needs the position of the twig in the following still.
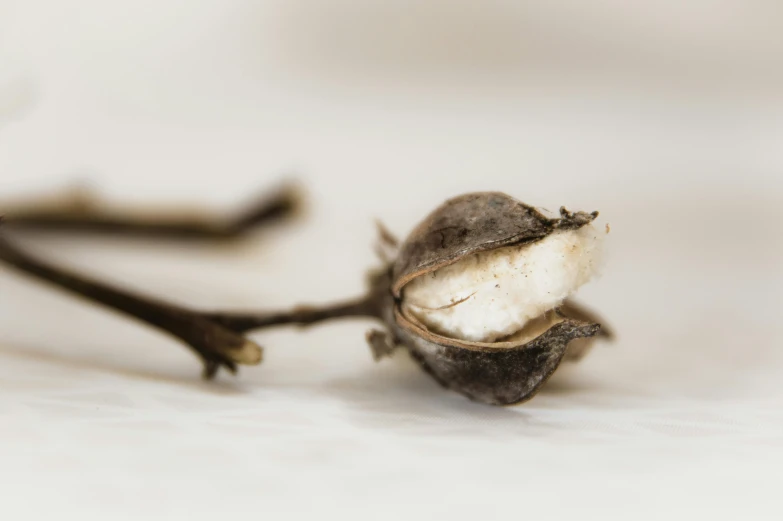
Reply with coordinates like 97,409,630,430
205,297,383,333
1,183,301,240
0,226,385,378
0,230,262,378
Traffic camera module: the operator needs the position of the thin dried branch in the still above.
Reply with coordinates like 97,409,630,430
205,297,382,333
1,182,301,240
0,229,262,378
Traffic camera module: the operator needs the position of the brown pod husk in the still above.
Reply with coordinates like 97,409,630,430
391,192,597,297
558,299,615,362
376,192,604,405
392,312,600,405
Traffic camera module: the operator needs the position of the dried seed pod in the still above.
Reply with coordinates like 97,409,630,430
371,192,606,406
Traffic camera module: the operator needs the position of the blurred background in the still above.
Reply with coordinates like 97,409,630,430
1,1,782,519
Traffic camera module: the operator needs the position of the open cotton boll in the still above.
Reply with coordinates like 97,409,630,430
402,224,604,342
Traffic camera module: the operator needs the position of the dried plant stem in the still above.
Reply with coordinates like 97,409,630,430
205,297,383,333
0,233,262,378
1,183,300,240
0,230,384,378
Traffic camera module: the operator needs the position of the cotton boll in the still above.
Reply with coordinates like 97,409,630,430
388,192,608,405
402,224,604,342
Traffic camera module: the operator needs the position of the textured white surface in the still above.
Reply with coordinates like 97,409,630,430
403,226,603,342
1,1,783,520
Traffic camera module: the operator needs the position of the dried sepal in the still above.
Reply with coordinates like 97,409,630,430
365,329,398,361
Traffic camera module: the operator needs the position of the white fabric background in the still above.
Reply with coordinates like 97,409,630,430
1,1,782,519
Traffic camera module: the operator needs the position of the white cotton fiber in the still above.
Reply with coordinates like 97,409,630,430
402,225,604,342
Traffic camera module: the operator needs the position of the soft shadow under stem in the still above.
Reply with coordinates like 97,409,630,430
0,230,381,378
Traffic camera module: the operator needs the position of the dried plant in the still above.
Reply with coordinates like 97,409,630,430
0,189,611,405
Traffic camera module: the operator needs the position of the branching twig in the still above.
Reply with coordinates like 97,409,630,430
0,231,261,378
1,183,301,240
0,227,384,378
